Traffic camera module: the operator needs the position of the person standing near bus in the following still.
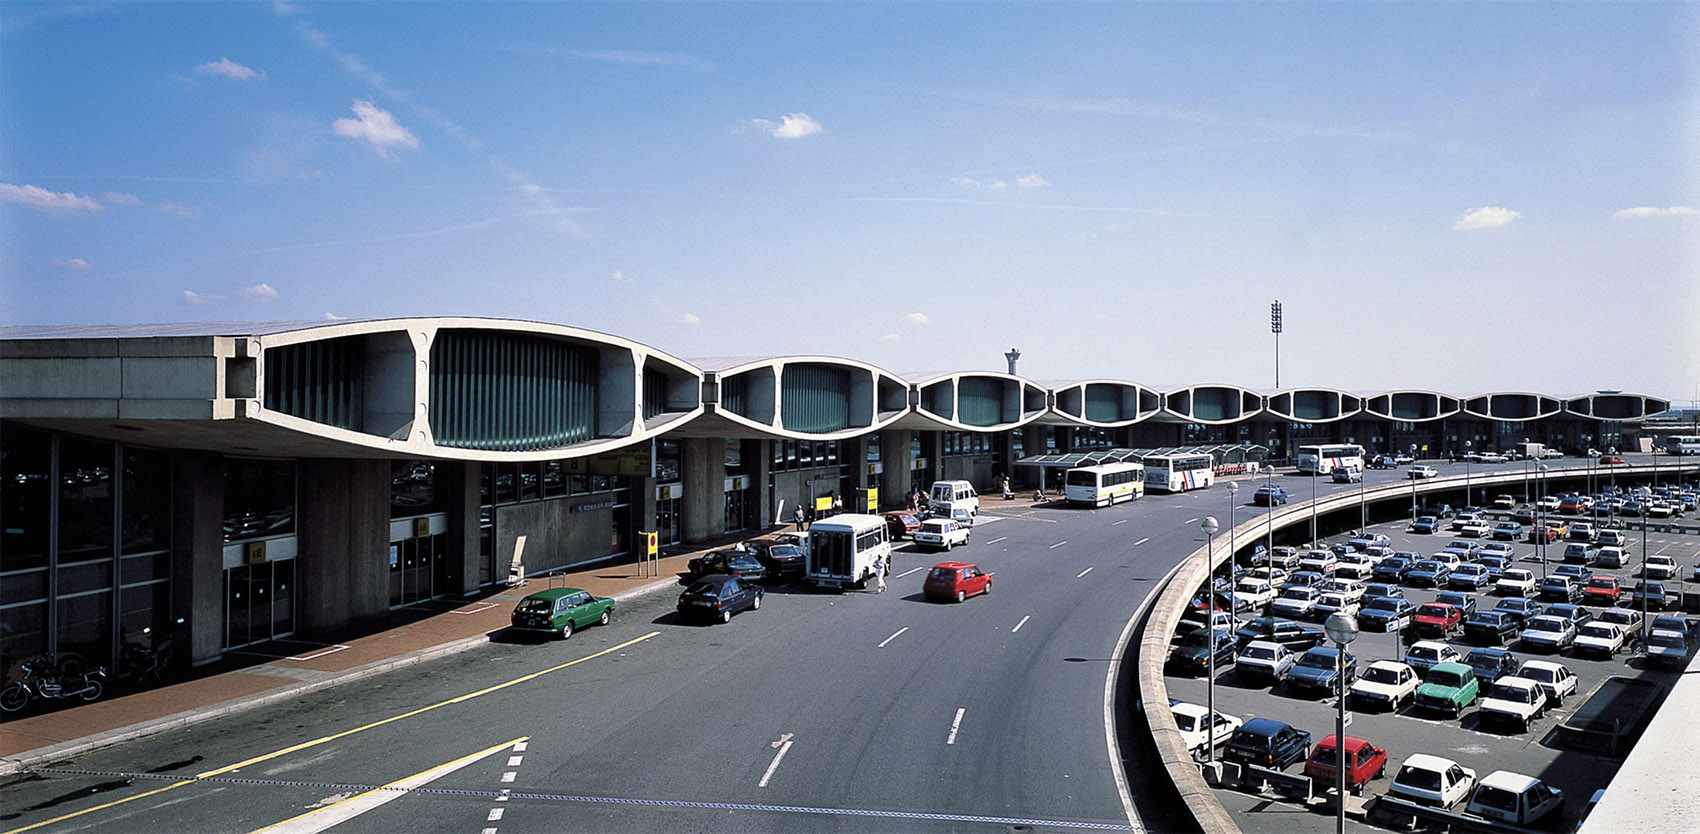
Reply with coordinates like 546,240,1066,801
873,555,887,593
794,505,805,532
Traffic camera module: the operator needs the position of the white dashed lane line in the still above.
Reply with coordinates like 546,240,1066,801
1012,615,1031,633
759,734,795,788
1134,537,1149,546
1077,567,1094,578
947,708,966,745
987,536,1008,545
879,627,909,648
1184,517,1199,524
895,566,924,579
1049,540,1068,549
1113,520,1129,526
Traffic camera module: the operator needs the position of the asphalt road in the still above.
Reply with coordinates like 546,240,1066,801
1,456,1689,834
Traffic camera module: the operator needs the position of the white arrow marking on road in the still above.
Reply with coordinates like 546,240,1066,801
252,737,527,834
879,627,909,648
1077,567,1094,578
759,737,795,787
947,708,966,745
1134,537,1149,546
1013,615,1031,633
772,732,794,748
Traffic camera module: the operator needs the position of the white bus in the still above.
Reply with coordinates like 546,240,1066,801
1143,453,1216,493
1064,462,1146,507
1296,443,1366,475
806,513,893,590
1664,435,1700,456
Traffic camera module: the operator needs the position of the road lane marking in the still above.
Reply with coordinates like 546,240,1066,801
895,566,924,578
759,738,795,787
879,627,909,648
1012,615,1031,633
506,756,523,767
1134,537,1149,546
0,633,661,834
251,736,527,834
501,772,516,783
987,536,1007,545
947,708,966,745
1049,540,1068,549
1076,567,1093,578
1112,520,1129,526
1184,517,1199,524
487,808,504,821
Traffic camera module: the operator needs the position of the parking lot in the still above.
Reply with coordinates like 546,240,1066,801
1164,495,1700,833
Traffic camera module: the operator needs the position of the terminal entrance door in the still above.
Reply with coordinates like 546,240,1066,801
656,485,682,546
224,558,295,649
389,534,446,608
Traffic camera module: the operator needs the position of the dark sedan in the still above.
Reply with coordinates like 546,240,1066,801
686,549,769,582
1463,647,1520,684
677,574,764,624
1463,611,1522,645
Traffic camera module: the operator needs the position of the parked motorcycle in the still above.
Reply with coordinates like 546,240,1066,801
0,655,107,713
120,621,181,685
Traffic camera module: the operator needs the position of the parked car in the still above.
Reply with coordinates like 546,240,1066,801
687,549,769,581
1237,640,1298,685
1365,582,1405,601
1597,529,1627,548
1553,563,1594,585
881,511,922,540
1287,646,1357,695
1630,580,1671,611
1409,516,1442,535
677,574,764,624
922,561,991,602
1415,662,1480,717
1304,734,1389,794
1462,646,1520,684
1647,629,1691,668
1334,553,1376,580
1359,597,1417,633
1519,615,1577,652
1405,640,1464,676
1580,576,1621,606
1235,617,1327,652
1511,505,1537,525
1352,660,1420,711
1477,677,1550,733
1574,622,1627,657
1299,550,1339,575
1224,718,1313,770
1466,771,1565,827
1463,611,1521,646
1171,701,1243,756
1457,519,1491,538
1448,563,1494,591
1167,627,1238,676
1373,557,1416,584
1596,606,1643,633
1348,532,1392,552
1271,586,1323,620
1645,554,1679,581
1516,660,1578,705
509,587,616,639
1528,524,1561,544
913,518,971,551
1596,546,1628,569
1408,560,1452,588
742,538,808,577
1490,521,1524,541
1493,597,1544,626
1253,485,1290,506
1562,543,1598,566
1478,542,1516,562
1409,465,1439,479
1388,753,1477,808
1232,579,1279,612
1414,603,1465,637
1495,569,1537,597
1568,521,1597,542
1538,576,1583,604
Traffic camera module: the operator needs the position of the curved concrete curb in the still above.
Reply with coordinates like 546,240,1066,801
0,576,682,775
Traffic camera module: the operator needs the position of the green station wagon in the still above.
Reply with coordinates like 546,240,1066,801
1415,662,1480,717
510,587,615,639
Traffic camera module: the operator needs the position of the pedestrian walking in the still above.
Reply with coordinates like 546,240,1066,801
1001,475,1013,500
794,505,805,532
874,555,888,593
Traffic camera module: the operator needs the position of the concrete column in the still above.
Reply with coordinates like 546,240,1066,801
446,460,482,595
879,430,911,509
296,458,390,632
681,437,725,543
752,440,773,528
170,452,226,667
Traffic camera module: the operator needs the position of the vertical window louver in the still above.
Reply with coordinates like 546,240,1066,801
781,365,849,433
429,331,598,452
720,375,748,418
643,373,667,420
957,378,1003,427
264,338,361,430
1083,384,1121,423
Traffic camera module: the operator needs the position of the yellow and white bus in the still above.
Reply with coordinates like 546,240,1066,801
1296,443,1366,475
1064,462,1146,507
1144,453,1216,493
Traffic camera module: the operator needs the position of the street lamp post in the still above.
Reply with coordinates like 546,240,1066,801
1265,463,1276,558
1641,508,1650,649
1325,611,1360,834
1609,446,1617,491
1464,440,1473,508
1310,466,1319,546
1201,516,1221,763
1409,444,1419,523
1538,463,1550,579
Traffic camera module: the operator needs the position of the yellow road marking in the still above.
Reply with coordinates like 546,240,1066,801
2,632,659,834
250,736,528,834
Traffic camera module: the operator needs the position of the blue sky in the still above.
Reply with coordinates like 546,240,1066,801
3,2,1695,402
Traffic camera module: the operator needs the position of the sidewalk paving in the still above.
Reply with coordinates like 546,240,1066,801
1,501,1047,773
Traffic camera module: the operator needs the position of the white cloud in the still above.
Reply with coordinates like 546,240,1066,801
951,176,1007,189
103,191,141,206
0,182,102,215
1453,206,1520,230
195,57,263,80
1016,173,1049,187
879,333,901,342
612,270,631,283
681,313,701,325
332,100,420,157
54,257,91,270
323,312,347,321
752,112,823,139
241,283,279,299
182,290,223,304
900,312,931,326
1613,205,1697,218
157,201,202,219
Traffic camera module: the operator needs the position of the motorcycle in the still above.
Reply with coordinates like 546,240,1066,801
120,621,181,685
0,655,107,713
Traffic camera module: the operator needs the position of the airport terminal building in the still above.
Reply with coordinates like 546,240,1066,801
0,318,1674,676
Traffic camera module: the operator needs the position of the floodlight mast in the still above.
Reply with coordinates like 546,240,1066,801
1271,301,1283,388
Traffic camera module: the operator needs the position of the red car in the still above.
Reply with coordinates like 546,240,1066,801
1303,734,1389,794
882,511,922,540
1583,576,1622,605
1414,603,1464,637
923,561,993,603
1528,525,1560,544
1600,455,1625,465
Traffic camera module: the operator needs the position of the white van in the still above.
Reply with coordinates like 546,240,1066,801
928,480,979,518
806,513,893,590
